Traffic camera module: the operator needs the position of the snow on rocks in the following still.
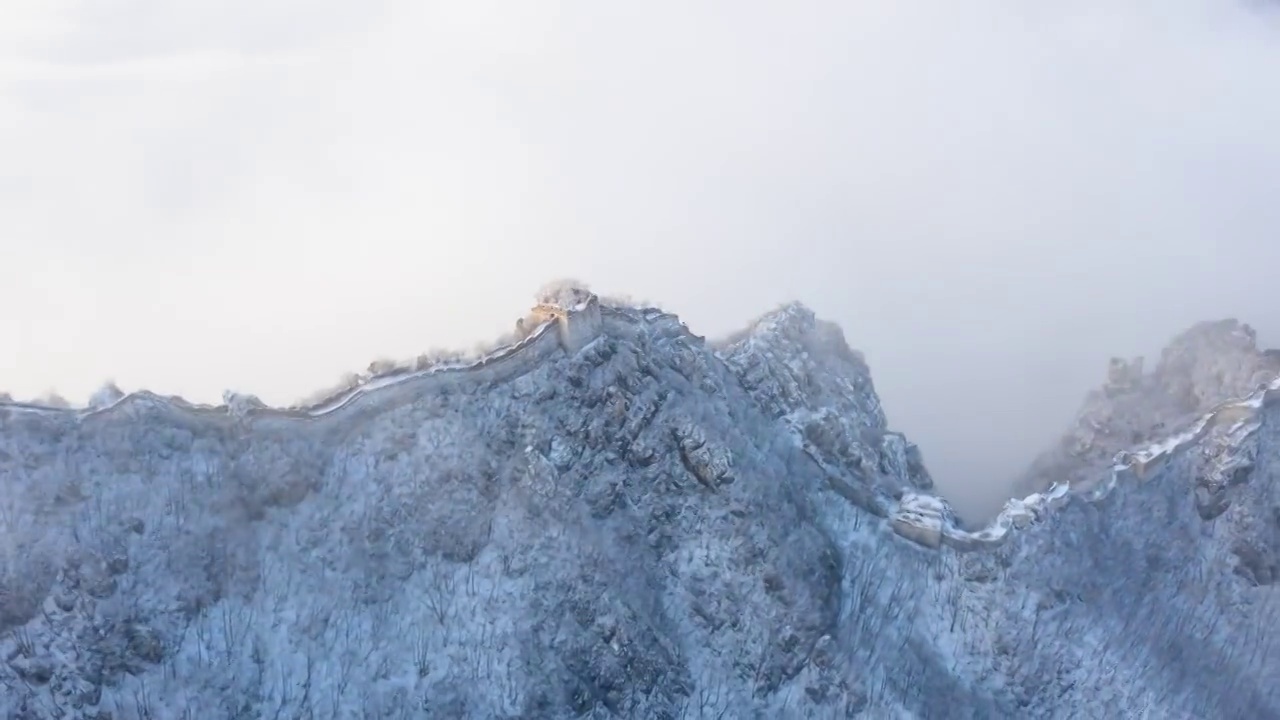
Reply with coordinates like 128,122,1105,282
671,420,734,489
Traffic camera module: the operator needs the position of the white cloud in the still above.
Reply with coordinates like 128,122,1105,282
0,50,313,83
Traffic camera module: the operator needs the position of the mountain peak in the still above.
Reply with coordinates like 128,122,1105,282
2,287,1278,718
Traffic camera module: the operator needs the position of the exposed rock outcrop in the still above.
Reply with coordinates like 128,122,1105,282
719,302,933,505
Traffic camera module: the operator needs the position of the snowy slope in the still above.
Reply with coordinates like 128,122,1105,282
1,288,1277,719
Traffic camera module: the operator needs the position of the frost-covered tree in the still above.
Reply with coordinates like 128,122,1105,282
35,390,70,408
89,380,125,410
535,278,592,307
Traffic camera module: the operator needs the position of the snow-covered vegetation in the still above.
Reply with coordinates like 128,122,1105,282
1,290,1277,718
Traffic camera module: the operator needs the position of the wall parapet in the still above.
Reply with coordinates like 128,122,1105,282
0,286,675,432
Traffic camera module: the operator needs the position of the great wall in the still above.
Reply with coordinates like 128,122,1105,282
3,286,1273,555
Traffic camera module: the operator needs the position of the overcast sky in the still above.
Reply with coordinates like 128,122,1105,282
3,1,1280,518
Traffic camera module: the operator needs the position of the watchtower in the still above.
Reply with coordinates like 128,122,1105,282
522,282,603,353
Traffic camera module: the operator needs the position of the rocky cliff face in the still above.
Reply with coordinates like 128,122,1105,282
1,290,1277,719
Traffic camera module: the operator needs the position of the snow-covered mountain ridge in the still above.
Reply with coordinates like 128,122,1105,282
889,366,1280,553
3,290,1268,561
2,284,1278,718
1015,319,1280,498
